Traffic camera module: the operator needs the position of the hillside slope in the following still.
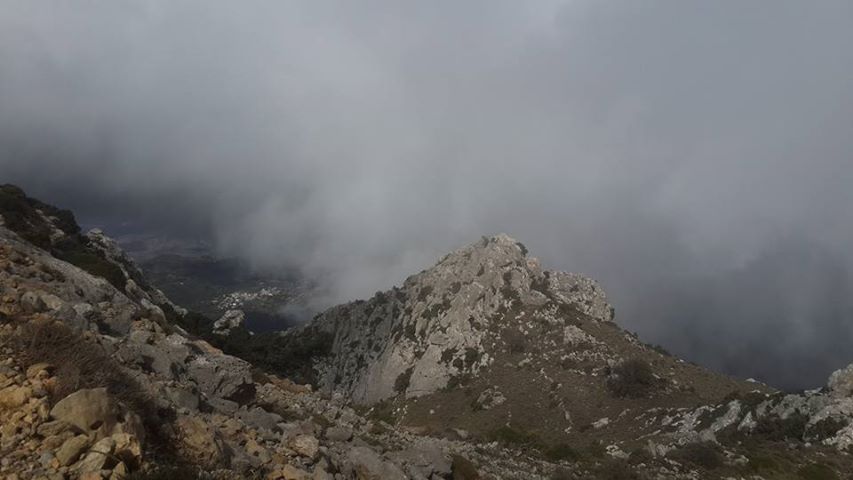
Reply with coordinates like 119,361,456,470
287,235,763,443
3,185,853,480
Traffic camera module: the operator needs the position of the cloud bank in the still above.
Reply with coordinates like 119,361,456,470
2,0,853,389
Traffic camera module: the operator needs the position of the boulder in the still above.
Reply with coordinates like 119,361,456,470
75,436,115,473
49,388,143,441
312,467,333,480
175,415,230,466
50,388,109,433
325,426,353,442
186,347,255,404
390,444,451,479
347,446,407,480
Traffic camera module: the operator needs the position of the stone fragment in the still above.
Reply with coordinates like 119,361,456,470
0,385,32,409
175,415,230,466
75,436,116,473
55,434,90,466
288,434,319,460
324,426,353,442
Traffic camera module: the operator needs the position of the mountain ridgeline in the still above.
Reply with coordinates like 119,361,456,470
3,184,853,480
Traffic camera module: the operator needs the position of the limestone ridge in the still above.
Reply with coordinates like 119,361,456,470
293,234,614,405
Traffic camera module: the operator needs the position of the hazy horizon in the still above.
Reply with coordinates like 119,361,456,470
2,1,853,390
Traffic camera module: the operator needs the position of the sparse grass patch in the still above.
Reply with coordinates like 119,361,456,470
125,465,202,480
8,318,181,469
745,453,782,474
595,459,642,480
504,329,527,354
487,425,538,446
550,467,573,480
14,320,144,407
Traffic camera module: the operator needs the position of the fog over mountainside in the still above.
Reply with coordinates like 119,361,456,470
2,1,853,389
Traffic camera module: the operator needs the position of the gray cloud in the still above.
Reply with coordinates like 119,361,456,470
2,0,852,389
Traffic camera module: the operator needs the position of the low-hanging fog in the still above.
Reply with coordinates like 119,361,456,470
1,1,852,390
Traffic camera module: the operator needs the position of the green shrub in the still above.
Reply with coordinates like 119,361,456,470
627,447,653,465
545,443,580,462
754,412,808,442
607,358,657,398
668,442,723,469
505,329,527,354
745,453,780,473
451,455,481,480
797,463,839,480
806,417,848,441
585,440,607,458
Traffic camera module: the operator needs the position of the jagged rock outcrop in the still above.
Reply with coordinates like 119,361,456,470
829,364,853,398
292,234,613,405
655,366,853,453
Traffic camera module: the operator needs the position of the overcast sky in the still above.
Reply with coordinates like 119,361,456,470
2,1,852,390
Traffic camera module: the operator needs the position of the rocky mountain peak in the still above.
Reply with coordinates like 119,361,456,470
406,234,613,325
289,235,616,405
